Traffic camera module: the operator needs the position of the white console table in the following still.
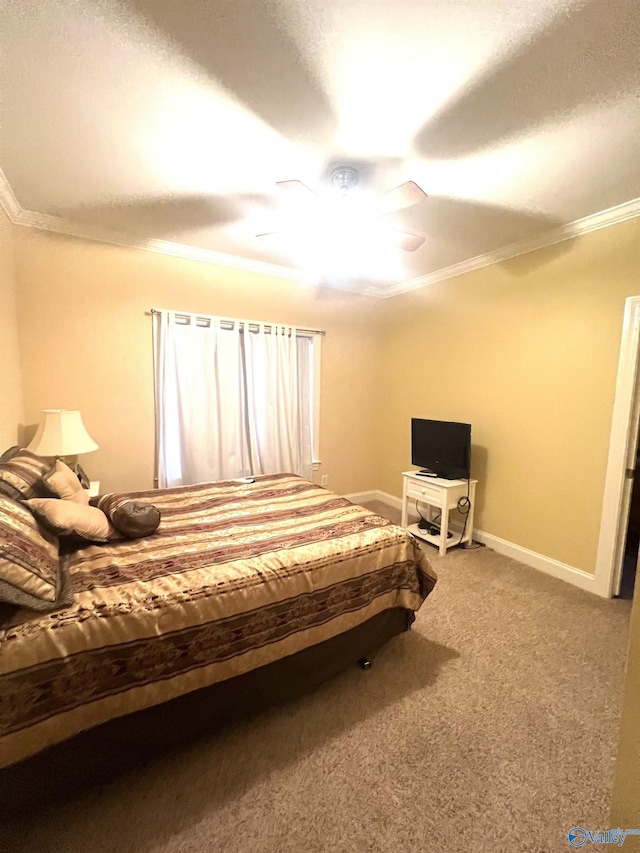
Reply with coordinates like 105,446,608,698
401,471,477,555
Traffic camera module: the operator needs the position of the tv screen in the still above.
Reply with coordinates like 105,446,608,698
411,418,471,480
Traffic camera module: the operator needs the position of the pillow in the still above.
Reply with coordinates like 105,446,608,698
92,494,161,539
0,446,20,463
0,494,66,611
25,498,116,544
0,447,51,500
42,459,90,505
0,601,18,627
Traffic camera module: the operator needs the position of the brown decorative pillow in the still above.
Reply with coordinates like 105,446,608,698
25,498,116,544
42,460,90,505
0,494,66,611
0,447,51,500
93,494,161,539
0,446,20,463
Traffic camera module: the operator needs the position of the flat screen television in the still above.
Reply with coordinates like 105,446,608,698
411,418,471,480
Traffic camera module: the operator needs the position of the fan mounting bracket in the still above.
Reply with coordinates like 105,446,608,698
330,166,359,194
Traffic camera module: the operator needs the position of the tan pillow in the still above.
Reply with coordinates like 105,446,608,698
0,495,64,611
42,460,90,505
25,498,115,544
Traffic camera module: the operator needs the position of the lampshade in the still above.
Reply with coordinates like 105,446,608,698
28,410,99,457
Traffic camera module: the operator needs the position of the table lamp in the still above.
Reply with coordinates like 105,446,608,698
28,409,98,478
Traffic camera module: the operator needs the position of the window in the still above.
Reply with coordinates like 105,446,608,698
153,310,321,487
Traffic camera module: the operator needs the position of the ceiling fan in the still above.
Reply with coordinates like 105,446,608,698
257,166,428,252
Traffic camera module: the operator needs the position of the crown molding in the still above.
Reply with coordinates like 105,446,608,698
8,205,386,298
0,168,22,220
12,206,313,283
2,167,638,300
383,197,640,298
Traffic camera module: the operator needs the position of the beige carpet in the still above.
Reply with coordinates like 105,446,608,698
4,506,632,853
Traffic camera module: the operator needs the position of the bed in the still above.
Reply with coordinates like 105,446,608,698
0,471,436,783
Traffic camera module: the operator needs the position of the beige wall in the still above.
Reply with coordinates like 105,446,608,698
9,216,640,576
0,208,24,447
377,218,640,574
13,228,383,495
610,563,640,838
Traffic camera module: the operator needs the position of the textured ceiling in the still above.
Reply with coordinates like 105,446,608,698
1,0,639,295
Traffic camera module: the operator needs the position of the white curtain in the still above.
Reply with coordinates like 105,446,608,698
244,323,301,477
296,336,314,481
153,311,314,487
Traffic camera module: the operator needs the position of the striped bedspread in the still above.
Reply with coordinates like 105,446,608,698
0,474,436,768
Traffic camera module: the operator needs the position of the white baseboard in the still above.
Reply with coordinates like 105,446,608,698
377,490,403,510
471,529,600,596
345,489,602,596
343,490,382,505
344,490,403,511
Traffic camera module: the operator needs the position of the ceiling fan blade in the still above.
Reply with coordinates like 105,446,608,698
411,0,637,161
275,180,317,201
389,230,425,252
58,193,258,236
377,181,428,216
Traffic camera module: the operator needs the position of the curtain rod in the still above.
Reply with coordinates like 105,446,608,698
147,308,325,336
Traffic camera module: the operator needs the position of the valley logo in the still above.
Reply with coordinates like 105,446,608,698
568,826,640,847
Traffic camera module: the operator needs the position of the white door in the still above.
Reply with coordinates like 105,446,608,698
597,296,640,598
612,410,640,596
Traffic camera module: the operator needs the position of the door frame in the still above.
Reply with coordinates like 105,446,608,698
595,296,640,597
